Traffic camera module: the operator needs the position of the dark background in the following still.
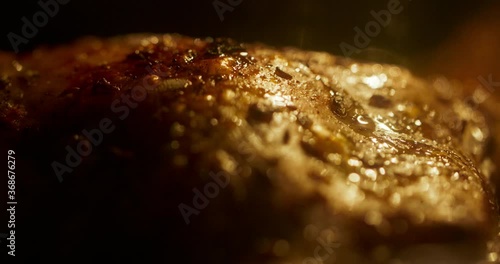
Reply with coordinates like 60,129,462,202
0,0,497,70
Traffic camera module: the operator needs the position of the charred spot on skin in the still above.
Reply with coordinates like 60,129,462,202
206,38,246,58
203,39,255,66
275,67,293,80
247,103,276,123
92,77,121,94
300,140,325,160
308,171,330,184
301,134,345,161
369,95,393,108
283,130,291,144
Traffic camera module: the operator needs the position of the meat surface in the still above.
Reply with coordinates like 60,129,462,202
0,34,499,263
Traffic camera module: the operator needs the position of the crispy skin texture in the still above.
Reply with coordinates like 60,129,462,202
0,34,498,263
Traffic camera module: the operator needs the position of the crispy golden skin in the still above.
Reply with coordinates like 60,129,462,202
0,34,498,263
